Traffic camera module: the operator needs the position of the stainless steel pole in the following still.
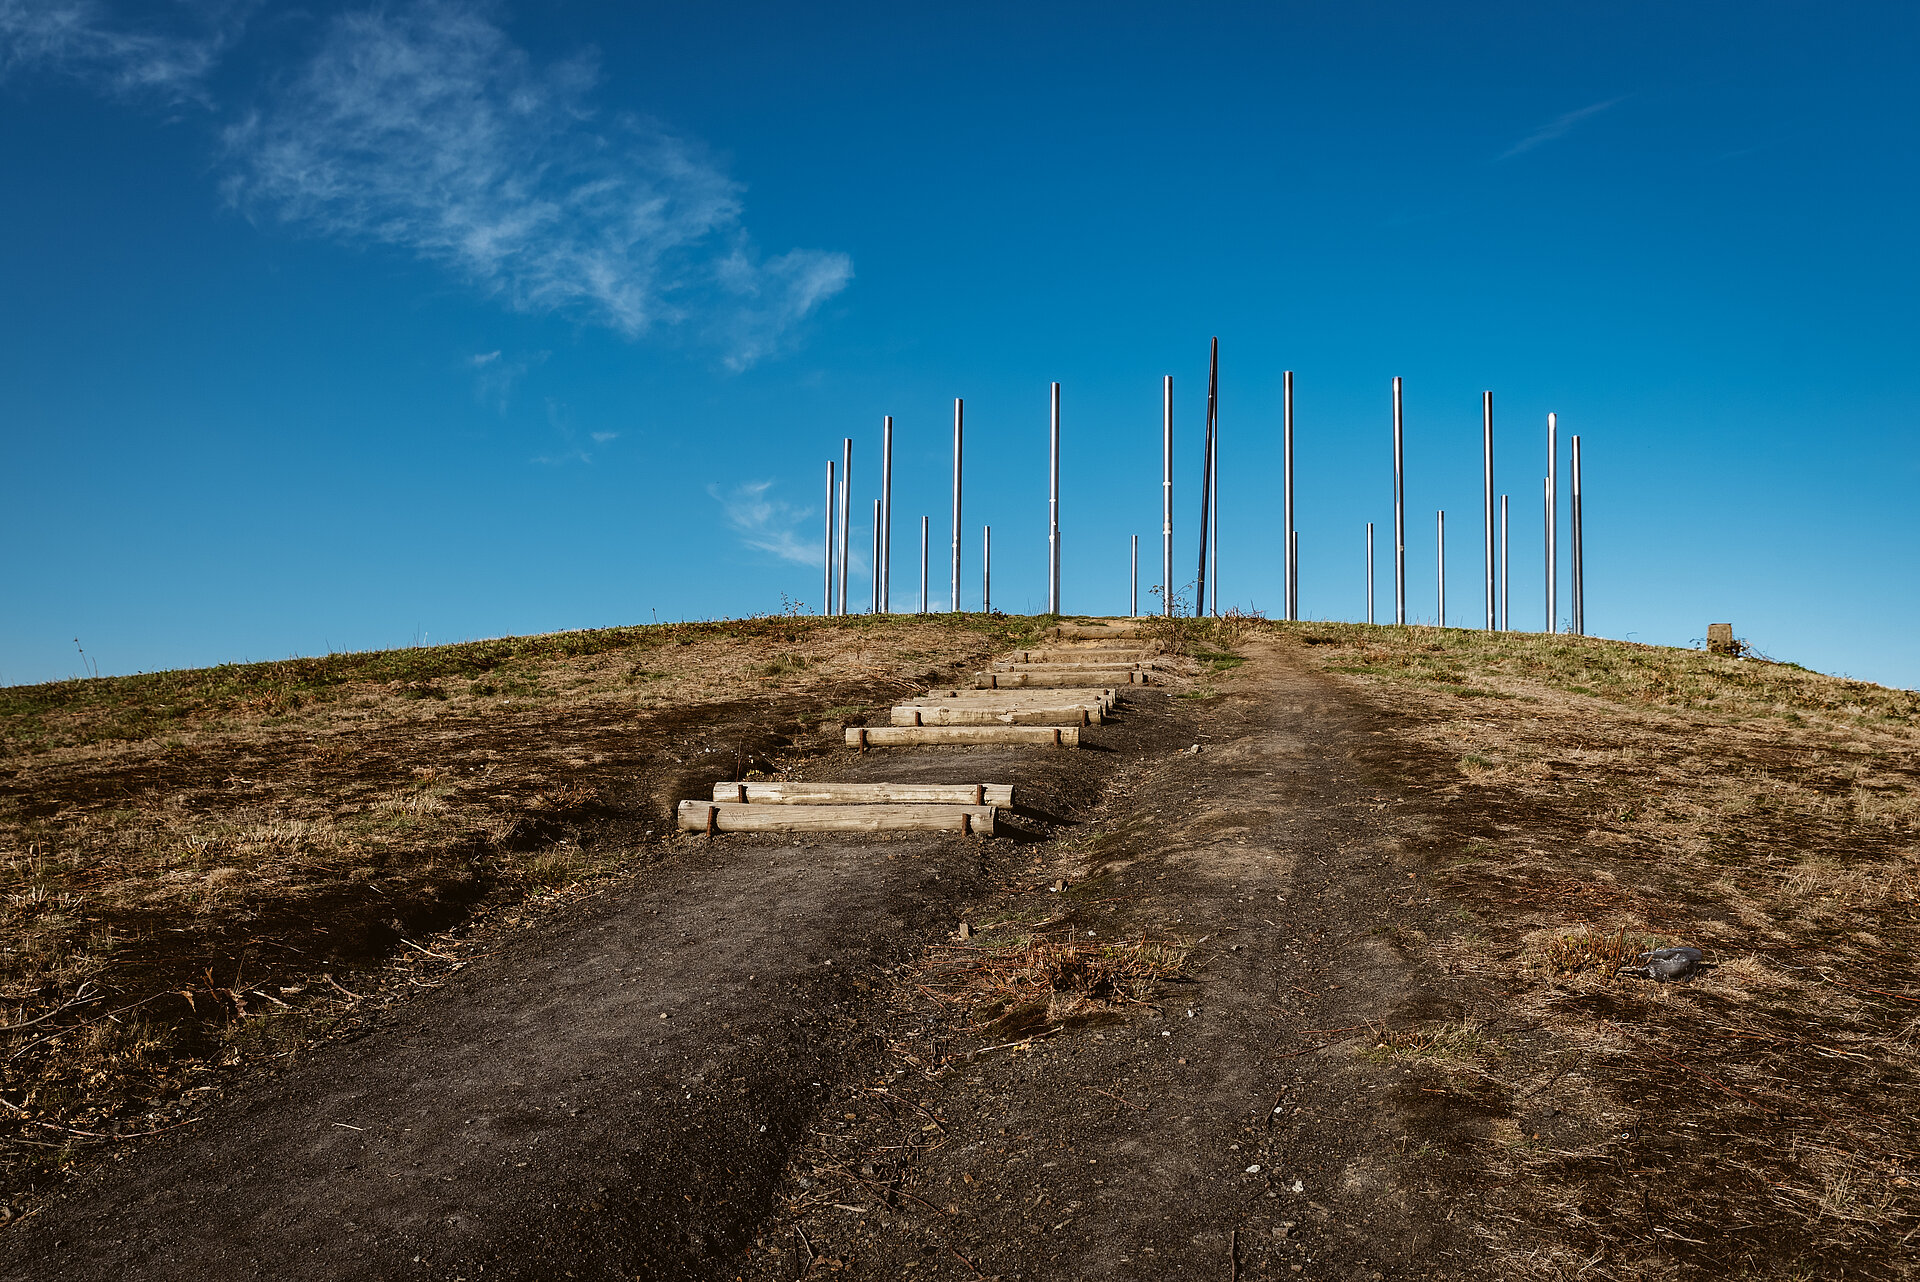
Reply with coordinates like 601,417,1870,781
870,500,880,613
1289,531,1298,621
1543,476,1551,632
1209,341,1219,617
950,399,963,613
1547,412,1558,633
1195,345,1214,618
1571,435,1584,635
1393,377,1406,626
983,525,992,615
1437,510,1446,628
1161,375,1174,617
1365,523,1374,624
880,416,893,613
1130,535,1138,617
1048,382,1061,615
919,516,929,614
1482,391,1494,631
837,438,852,617
1500,494,1510,631
823,460,835,616
1283,370,1296,622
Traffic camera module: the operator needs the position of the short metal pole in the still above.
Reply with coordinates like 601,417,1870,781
1547,412,1558,633
983,525,992,614
1482,391,1494,631
1048,382,1061,615
823,460,835,615
1393,376,1406,626
1161,374,1174,617
1283,370,1295,622
837,438,852,617
919,516,929,614
950,399,964,613
1571,434,1584,635
1130,535,1138,617
880,415,893,613
871,500,881,613
1500,494,1510,631
1436,510,1446,628
1366,522,1374,624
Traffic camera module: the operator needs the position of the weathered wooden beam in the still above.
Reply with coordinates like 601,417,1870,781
892,704,1098,727
1008,648,1158,663
710,781,1014,806
1050,622,1145,640
677,800,996,834
919,689,1117,711
975,671,1152,688
991,660,1165,673
845,725,1080,748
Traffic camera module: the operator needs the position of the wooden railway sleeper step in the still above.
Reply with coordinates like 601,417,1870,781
708,781,1013,806
846,725,1079,750
891,705,1098,727
676,800,996,836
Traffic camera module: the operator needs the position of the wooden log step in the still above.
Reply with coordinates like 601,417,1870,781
991,660,1164,673
677,800,996,835
1008,648,1157,663
1050,622,1145,639
892,704,1098,727
845,725,1080,748
975,671,1152,688
921,688,1117,709
709,781,1014,806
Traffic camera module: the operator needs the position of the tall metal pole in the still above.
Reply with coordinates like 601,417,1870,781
919,516,929,614
1366,522,1375,625
1547,412,1558,633
870,500,880,613
837,438,852,617
1289,531,1297,621
823,460,835,616
1283,370,1296,622
1500,495,1510,631
950,399,963,613
1208,339,1220,616
983,526,992,615
1482,392,1494,631
1195,343,1215,618
1392,377,1406,626
1130,535,1138,618
1161,375,1174,617
1048,383,1061,615
880,416,893,613
1543,476,1552,632
1437,510,1446,628
1571,435,1584,636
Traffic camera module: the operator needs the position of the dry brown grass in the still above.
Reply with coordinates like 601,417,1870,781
916,929,1191,1034
0,613,1049,1209
1271,620,1920,1278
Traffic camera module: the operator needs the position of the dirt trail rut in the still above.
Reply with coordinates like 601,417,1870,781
4,636,1496,1280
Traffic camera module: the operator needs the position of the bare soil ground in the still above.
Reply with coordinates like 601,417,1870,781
0,617,1914,1279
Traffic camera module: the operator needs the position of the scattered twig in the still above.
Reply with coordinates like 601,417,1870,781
398,938,457,962
1088,1085,1144,1111
0,983,101,1033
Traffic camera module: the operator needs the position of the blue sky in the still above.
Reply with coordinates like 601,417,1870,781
3,1,1917,688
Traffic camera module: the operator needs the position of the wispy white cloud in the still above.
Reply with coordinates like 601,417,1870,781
0,0,249,104
711,479,819,566
1499,96,1624,160
465,346,544,412
221,1,851,364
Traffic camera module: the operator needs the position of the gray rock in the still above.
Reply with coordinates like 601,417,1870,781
1620,946,1706,982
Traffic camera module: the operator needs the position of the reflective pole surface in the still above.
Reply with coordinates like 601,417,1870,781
1571,435,1584,635
1366,522,1375,624
1208,340,1219,616
1283,370,1296,621
1393,377,1406,625
1437,510,1446,628
919,516,929,615
823,460,835,616
1048,382,1061,615
837,439,853,616
983,525,992,615
870,500,880,613
1130,534,1138,617
1500,494,1510,631
950,399,963,613
1195,344,1215,619
1543,476,1552,632
880,416,893,613
1161,375,1174,616
1483,391,1495,631
1547,412,1558,633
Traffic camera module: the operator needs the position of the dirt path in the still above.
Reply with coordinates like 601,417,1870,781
2,636,1497,1280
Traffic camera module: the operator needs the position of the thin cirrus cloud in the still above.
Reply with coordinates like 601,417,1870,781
1498,96,1625,160
0,0,250,104
219,0,852,366
711,480,822,567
